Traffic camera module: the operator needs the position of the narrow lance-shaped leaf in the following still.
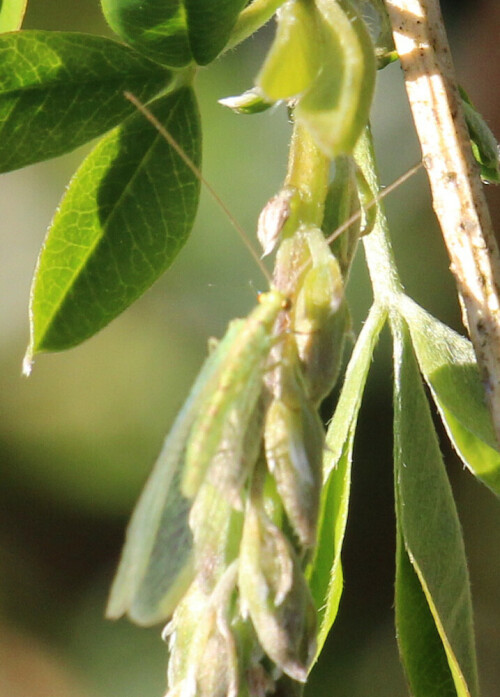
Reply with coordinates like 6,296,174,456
395,525,457,697
0,31,170,172
399,295,500,497
392,317,479,697
25,87,201,364
0,0,27,31
306,303,386,660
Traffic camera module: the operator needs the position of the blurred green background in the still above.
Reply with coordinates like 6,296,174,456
1,1,499,696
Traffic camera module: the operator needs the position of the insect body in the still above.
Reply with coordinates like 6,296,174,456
106,289,287,625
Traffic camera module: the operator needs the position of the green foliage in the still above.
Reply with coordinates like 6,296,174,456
100,0,247,67
0,0,26,31
26,88,201,363
307,303,386,658
0,31,170,172
393,319,479,697
1,1,499,696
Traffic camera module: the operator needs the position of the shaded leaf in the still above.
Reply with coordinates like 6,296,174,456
399,295,500,496
26,87,201,361
392,318,479,697
0,0,27,31
101,0,246,67
185,0,247,65
100,0,192,68
395,526,457,697
460,86,500,184
0,31,170,172
307,303,386,660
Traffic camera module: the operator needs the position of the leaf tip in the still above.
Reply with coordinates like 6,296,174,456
22,347,34,377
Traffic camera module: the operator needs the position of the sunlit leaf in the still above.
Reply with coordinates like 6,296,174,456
399,295,500,496
392,318,479,697
0,31,170,172
101,0,246,67
0,0,27,31
294,0,376,157
26,88,201,363
307,303,386,660
100,0,192,68
256,0,322,101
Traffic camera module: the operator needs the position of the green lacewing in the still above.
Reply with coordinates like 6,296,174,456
108,95,422,626
107,290,287,625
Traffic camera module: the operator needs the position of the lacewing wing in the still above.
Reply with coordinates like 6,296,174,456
107,291,285,625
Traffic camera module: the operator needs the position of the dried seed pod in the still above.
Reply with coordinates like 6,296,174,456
257,187,301,257
264,387,324,548
238,503,317,682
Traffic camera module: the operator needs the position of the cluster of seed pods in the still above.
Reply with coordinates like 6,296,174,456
164,186,357,696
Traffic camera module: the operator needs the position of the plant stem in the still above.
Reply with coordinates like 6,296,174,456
227,0,286,51
385,0,500,445
284,120,330,229
355,127,405,305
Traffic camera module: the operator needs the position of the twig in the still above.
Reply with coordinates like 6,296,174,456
385,0,500,445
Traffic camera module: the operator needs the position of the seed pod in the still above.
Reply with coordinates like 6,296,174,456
238,503,316,682
264,391,324,548
167,565,240,697
290,227,348,404
257,187,299,257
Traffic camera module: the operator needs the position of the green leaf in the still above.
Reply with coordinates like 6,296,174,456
184,0,247,65
0,31,170,172
307,303,386,661
294,0,376,157
26,87,201,362
399,295,500,496
460,86,500,184
0,0,27,31
256,0,322,101
392,318,479,697
395,526,457,697
101,0,247,67
100,0,192,68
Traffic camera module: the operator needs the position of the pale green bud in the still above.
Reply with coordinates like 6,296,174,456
290,228,348,404
238,503,316,682
264,393,324,548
